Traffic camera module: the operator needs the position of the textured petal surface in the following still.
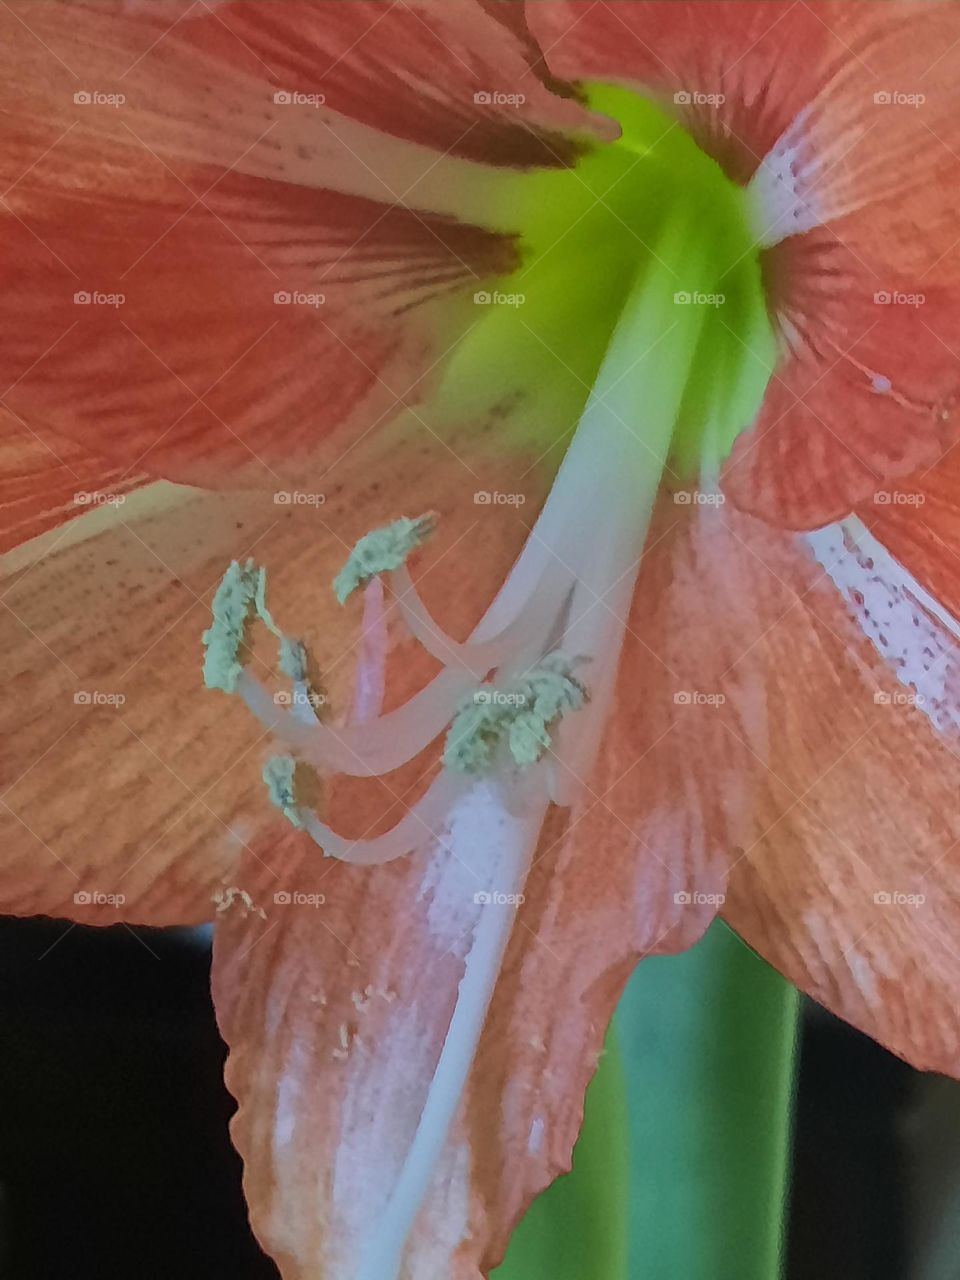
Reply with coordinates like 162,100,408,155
0,409,147,553
200,0,611,165
526,0,828,184
0,483,338,925
638,501,960,1076
723,235,960,528
0,0,613,504
857,450,960,617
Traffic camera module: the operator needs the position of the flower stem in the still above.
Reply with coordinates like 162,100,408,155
617,922,799,1278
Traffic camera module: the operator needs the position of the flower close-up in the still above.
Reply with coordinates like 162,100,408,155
3,2,960,1277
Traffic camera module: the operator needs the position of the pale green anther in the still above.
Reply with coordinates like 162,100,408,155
279,636,309,682
255,567,282,638
262,756,304,830
203,559,262,693
443,653,589,776
333,514,435,604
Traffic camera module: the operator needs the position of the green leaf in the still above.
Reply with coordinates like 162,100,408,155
494,922,797,1279
492,1027,630,1280
617,920,799,1279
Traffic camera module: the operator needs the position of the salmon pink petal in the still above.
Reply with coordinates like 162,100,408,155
0,409,147,553
0,0,609,502
0,154,516,490
526,1,828,185
856,451,960,617
722,235,960,528
641,501,960,1076
199,0,613,165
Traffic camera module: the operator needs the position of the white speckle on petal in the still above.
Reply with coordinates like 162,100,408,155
528,1117,545,1155
747,110,825,247
808,518,960,736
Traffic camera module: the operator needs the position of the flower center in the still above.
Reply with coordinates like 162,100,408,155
201,86,778,1280
204,86,775,865
433,84,777,480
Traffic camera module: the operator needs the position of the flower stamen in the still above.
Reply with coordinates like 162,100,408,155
443,653,589,775
333,513,435,604
262,755,305,830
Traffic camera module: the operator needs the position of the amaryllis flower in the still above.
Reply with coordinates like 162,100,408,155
3,1,960,1275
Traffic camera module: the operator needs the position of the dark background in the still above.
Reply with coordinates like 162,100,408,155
0,918,951,1280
